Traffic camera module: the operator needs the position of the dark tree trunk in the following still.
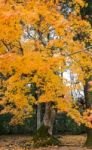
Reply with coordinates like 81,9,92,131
85,128,92,148
84,78,92,148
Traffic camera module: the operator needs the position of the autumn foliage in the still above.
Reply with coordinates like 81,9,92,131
0,0,92,127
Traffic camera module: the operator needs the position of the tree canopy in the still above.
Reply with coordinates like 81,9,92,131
0,0,92,127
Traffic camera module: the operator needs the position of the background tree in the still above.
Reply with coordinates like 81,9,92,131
79,0,92,147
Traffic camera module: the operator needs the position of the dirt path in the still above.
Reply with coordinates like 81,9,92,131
0,135,91,150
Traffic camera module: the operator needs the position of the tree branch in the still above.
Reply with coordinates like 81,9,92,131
67,45,92,57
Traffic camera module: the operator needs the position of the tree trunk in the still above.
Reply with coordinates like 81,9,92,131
37,104,41,130
84,78,92,148
33,102,61,147
85,128,92,148
43,102,56,135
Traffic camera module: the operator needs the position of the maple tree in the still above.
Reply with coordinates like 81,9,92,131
0,0,92,146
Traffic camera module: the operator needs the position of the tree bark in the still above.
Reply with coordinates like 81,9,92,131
37,104,42,130
85,128,92,147
33,102,61,147
43,102,56,135
84,78,92,147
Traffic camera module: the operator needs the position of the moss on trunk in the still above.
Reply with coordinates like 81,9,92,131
33,124,61,147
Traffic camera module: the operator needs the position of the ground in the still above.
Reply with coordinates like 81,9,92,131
0,134,91,150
